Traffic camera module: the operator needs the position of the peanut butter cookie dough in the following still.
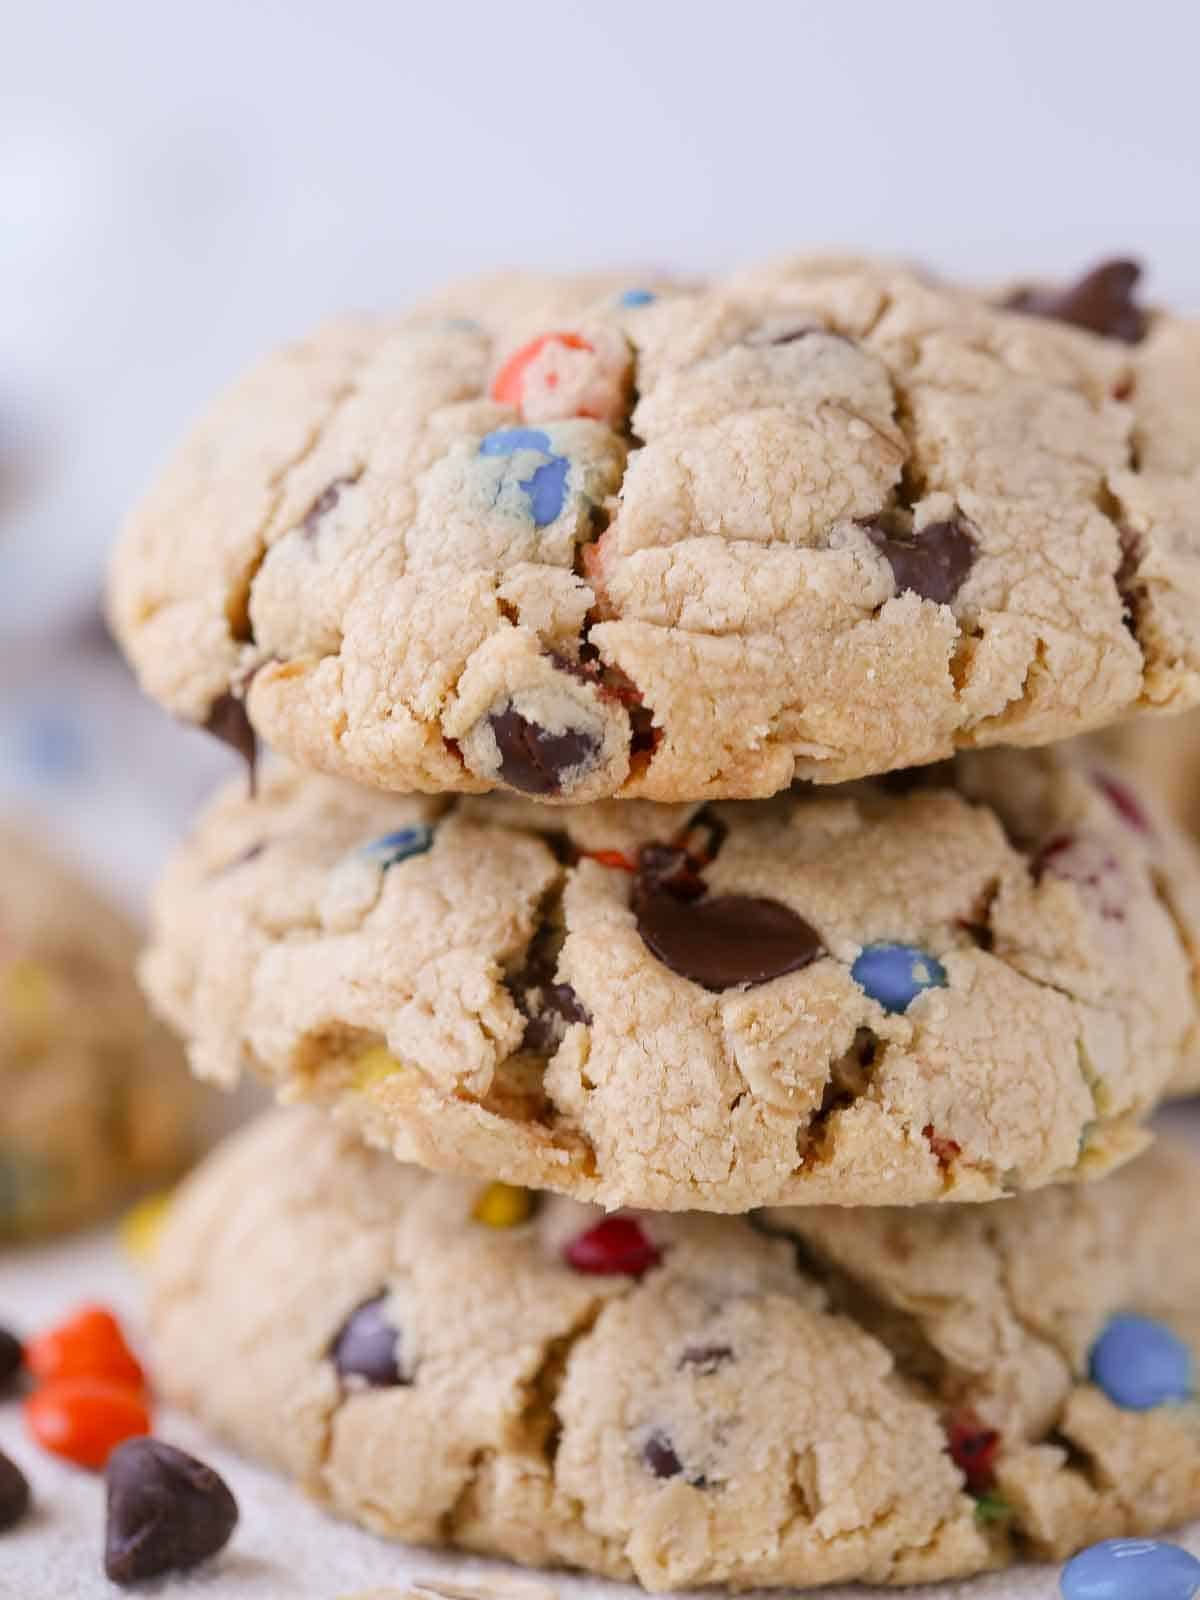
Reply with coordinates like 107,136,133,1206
1,826,194,1239
141,744,1200,1210
109,257,1200,802
149,1107,1200,1593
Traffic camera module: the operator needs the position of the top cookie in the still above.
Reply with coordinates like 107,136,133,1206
109,257,1200,802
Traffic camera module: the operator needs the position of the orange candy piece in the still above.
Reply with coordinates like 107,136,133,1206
25,1378,151,1470
25,1303,146,1391
491,331,593,409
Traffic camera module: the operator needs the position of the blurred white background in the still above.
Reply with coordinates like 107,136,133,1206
1,0,1197,885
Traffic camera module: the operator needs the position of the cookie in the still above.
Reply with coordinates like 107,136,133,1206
141,743,1200,1210
148,1106,1200,1592
1097,708,1200,841
108,256,1200,803
1,826,195,1239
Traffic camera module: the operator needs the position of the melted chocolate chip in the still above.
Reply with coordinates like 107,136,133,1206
489,706,600,797
637,843,707,902
0,1326,22,1395
636,889,823,991
1006,258,1147,345
104,1438,237,1584
508,925,592,1053
300,474,359,539
0,1449,30,1532
203,692,258,787
642,1431,683,1479
862,516,976,605
329,1293,406,1387
678,1343,733,1374
520,981,589,1053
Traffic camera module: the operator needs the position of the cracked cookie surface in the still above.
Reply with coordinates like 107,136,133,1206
142,743,1200,1209
108,257,1200,801
149,1106,1200,1592
1,826,195,1238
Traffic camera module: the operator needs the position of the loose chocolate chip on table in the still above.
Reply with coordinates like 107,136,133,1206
0,1324,23,1394
636,889,823,991
862,517,976,606
203,692,258,785
1006,257,1147,345
329,1292,407,1387
104,1437,237,1584
0,1449,31,1532
489,706,600,797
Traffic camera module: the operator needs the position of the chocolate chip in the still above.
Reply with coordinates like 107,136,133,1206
637,843,707,902
203,692,258,787
1006,258,1147,344
520,982,589,1053
104,1438,237,1584
678,1343,733,1374
489,706,600,797
329,1293,406,1387
642,1431,683,1479
862,516,976,605
508,924,592,1054
0,1449,30,1532
300,474,359,539
0,1325,23,1395
636,889,823,991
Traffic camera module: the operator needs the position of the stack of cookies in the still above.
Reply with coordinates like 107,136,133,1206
107,256,1200,1592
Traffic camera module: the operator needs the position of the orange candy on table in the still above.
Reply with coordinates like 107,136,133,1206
21,1303,152,1470
25,1303,146,1391
25,1378,151,1471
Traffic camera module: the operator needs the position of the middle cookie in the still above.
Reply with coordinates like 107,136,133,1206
144,744,1200,1211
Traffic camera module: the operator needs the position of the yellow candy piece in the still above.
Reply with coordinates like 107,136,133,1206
120,1190,173,1261
472,1181,533,1228
3,959,53,1023
352,1046,405,1091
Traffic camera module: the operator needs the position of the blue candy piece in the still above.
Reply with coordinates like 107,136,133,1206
1089,1314,1192,1410
1061,1539,1200,1600
479,427,554,458
618,288,656,308
850,942,947,1014
478,428,569,527
360,825,435,870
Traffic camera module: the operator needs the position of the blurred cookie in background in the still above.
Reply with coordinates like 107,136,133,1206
1096,710,1200,840
1,822,198,1241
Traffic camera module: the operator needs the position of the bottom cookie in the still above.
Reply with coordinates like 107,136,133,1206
148,1109,1200,1592
1,826,196,1239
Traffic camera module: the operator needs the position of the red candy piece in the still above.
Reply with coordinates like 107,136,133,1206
581,849,638,872
564,1216,661,1278
923,1125,962,1167
1093,772,1152,836
25,1304,146,1392
26,1378,151,1470
945,1412,1000,1494
492,331,593,409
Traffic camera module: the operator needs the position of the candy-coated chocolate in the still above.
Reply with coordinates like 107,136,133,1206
564,1216,660,1278
472,1182,534,1228
477,428,569,527
1060,1538,1200,1599
359,825,434,869
851,942,947,1013
1089,1314,1192,1410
